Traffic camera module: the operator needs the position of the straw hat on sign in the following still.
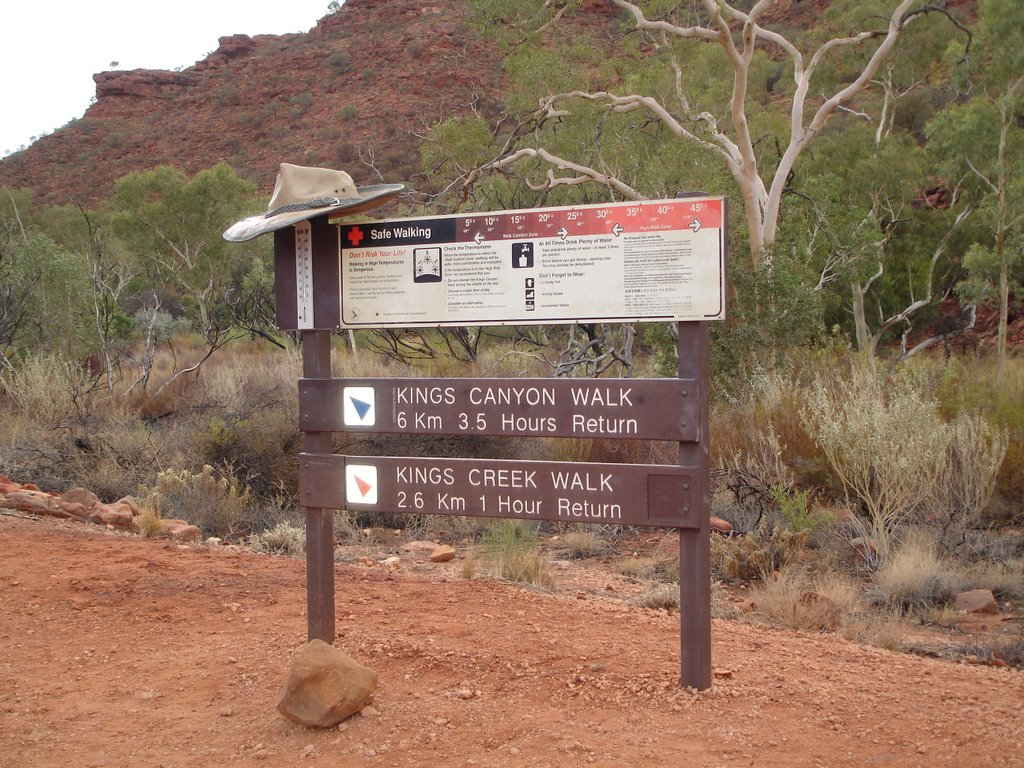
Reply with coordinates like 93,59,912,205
223,163,404,242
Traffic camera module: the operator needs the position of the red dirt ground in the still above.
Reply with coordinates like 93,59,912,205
2,514,1022,768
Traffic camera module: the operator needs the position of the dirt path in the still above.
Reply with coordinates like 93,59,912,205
1,515,1022,768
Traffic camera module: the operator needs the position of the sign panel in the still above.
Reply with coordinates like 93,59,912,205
299,453,700,529
299,377,699,441
333,197,725,327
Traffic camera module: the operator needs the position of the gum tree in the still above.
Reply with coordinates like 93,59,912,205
926,0,1023,377
456,0,947,267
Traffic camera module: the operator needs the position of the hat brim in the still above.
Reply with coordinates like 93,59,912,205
223,183,404,242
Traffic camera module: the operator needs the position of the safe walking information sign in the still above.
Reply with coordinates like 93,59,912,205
332,197,725,328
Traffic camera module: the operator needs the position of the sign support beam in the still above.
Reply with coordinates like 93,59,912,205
302,330,335,643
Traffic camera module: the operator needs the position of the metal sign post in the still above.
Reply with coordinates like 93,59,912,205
278,196,725,689
677,321,712,690
301,330,334,643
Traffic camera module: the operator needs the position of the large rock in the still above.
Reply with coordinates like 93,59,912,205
277,640,378,728
955,589,999,615
2,489,63,517
155,519,201,543
429,545,457,563
93,69,196,99
60,487,99,508
114,496,143,517
57,501,92,519
89,503,136,529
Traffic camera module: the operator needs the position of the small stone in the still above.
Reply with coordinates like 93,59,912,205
454,688,474,700
429,545,456,563
219,706,233,717
955,589,999,614
206,537,223,546
300,744,316,759
713,669,733,679
709,516,733,534
401,540,440,553
360,705,380,717
849,537,878,562
381,556,401,568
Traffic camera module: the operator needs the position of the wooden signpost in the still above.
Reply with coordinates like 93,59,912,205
279,196,725,690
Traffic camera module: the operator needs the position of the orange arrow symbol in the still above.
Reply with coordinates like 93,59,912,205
354,475,373,498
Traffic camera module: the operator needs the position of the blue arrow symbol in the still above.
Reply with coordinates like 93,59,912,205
350,397,372,421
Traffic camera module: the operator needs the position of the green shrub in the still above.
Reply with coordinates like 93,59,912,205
802,361,1006,566
770,485,834,535
328,51,351,74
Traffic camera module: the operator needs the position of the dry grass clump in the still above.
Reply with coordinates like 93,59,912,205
134,505,164,538
711,527,808,583
633,583,679,611
477,521,555,591
247,521,306,557
840,611,905,652
964,558,1024,600
711,369,821,489
1,352,92,426
750,568,862,632
560,529,610,559
139,464,252,539
871,530,966,611
613,557,660,580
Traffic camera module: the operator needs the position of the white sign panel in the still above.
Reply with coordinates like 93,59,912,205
333,197,725,328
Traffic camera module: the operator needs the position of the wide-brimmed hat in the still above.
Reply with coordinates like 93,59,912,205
223,163,404,242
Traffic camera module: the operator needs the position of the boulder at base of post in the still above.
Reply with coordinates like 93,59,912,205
277,639,378,727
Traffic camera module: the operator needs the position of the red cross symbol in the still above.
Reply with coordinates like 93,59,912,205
347,226,365,246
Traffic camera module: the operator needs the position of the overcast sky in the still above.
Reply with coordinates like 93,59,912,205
1,1,339,157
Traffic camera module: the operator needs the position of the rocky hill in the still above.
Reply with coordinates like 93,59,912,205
0,0,510,204
0,0,981,209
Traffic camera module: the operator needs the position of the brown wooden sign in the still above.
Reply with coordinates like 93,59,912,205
299,377,699,441
299,453,700,528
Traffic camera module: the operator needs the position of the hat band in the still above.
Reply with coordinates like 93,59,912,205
265,196,354,218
